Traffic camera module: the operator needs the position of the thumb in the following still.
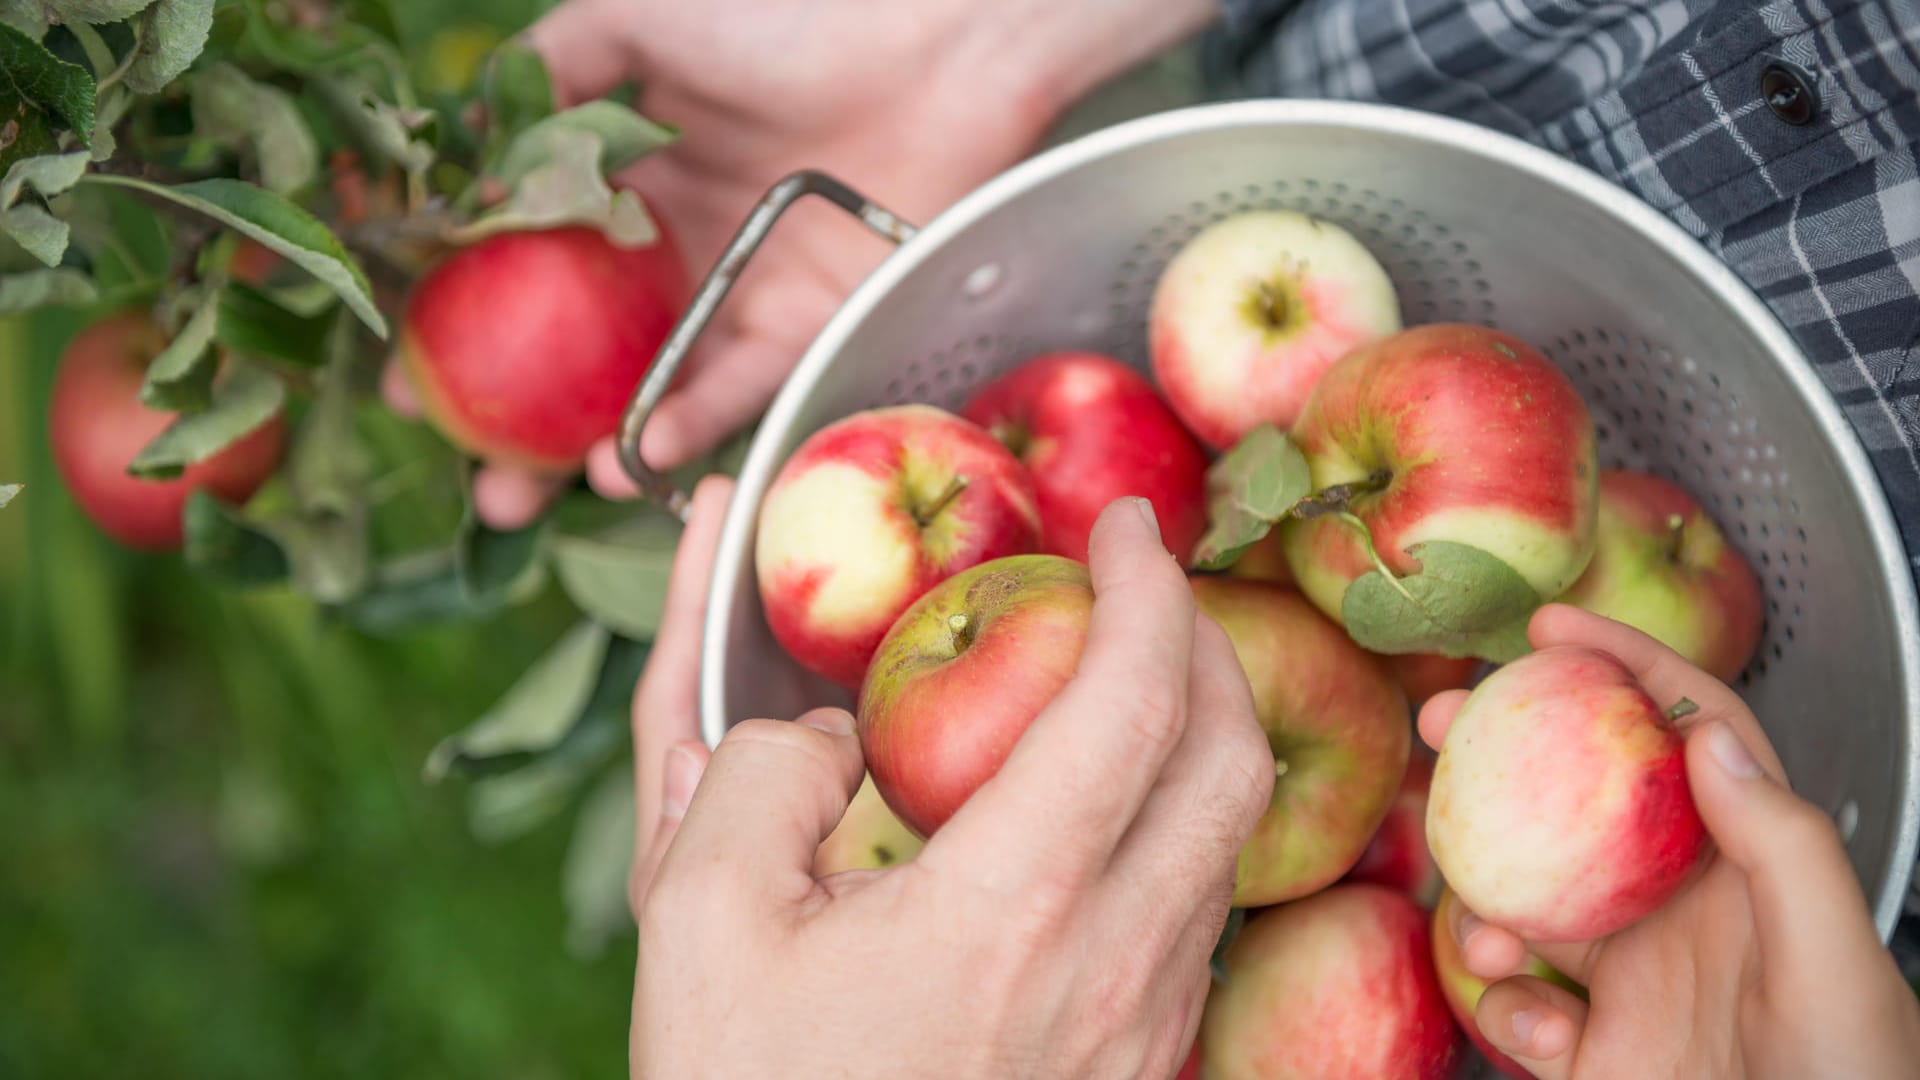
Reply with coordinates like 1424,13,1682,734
657,709,866,908
1686,719,1882,979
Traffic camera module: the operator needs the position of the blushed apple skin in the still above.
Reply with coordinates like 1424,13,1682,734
1427,646,1708,943
962,351,1208,562
1201,884,1462,1080
857,555,1091,837
813,773,925,875
48,310,287,552
1385,653,1481,707
397,224,689,470
1188,578,1410,907
1280,324,1599,635
1150,210,1402,449
756,404,1042,689
1431,887,1584,1079
1343,751,1443,908
1559,469,1764,683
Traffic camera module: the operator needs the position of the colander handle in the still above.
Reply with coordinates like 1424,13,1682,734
614,170,920,518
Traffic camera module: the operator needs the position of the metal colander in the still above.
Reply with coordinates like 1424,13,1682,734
620,102,1920,956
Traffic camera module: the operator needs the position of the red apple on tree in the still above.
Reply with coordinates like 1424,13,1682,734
857,554,1090,836
396,223,689,470
1201,884,1462,1080
48,311,287,552
1342,749,1442,908
1431,887,1584,1079
961,351,1208,562
1188,577,1409,906
756,404,1042,688
813,774,926,875
1150,209,1401,449
1427,645,1708,943
1279,323,1599,660
1558,469,1763,683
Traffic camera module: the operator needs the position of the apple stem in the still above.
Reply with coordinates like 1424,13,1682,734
1254,279,1290,329
947,612,975,654
1665,513,1687,562
1274,758,1290,780
1290,470,1393,520
916,475,970,526
1664,698,1700,723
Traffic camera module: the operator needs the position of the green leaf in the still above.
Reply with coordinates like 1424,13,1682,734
481,38,551,145
0,201,65,264
0,266,96,311
312,75,434,178
128,361,284,478
183,489,290,585
83,174,387,337
0,482,20,508
548,511,679,639
343,0,400,45
123,0,214,94
563,767,636,958
234,0,384,73
0,148,86,207
0,23,96,170
271,508,368,605
188,62,319,194
1191,425,1314,570
215,279,328,368
458,508,546,608
139,284,220,410
0,2,49,37
44,0,155,21
336,549,493,634
427,621,610,781
494,100,676,188
449,128,657,247
1339,536,1539,662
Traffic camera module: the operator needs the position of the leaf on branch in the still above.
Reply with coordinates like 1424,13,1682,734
313,75,434,179
1191,424,1314,570
189,63,320,195
563,768,636,958
493,100,676,188
129,361,284,478
426,621,610,781
458,506,546,609
183,489,290,586
481,38,552,147
1340,535,1539,662
124,0,214,94
139,283,220,411
84,174,388,337
0,25,96,172
0,483,20,509
449,128,657,248
0,2,48,38
0,266,95,312
233,0,388,73
272,507,369,605
216,279,328,368
44,0,155,22
548,510,680,639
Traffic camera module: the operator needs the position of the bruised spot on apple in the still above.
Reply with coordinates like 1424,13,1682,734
1343,749,1443,908
1188,578,1410,907
1150,210,1402,449
962,351,1208,563
396,224,690,471
858,554,1091,837
1201,884,1462,1080
1559,469,1764,683
48,310,287,551
1427,646,1708,943
1431,887,1584,1079
757,405,1042,689
813,773,925,875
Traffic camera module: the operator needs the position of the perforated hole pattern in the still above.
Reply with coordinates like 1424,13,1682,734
867,180,1802,680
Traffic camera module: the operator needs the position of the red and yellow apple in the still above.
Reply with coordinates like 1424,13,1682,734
857,554,1090,836
1201,884,1462,1080
1431,887,1584,1079
1188,578,1410,906
1427,646,1707,943
1226,529,1294,587
1384,653,1481,707
396,223,689,470
962,351,1208,562
756,404,1042,688
1280,324,1599,653
813,773,926,875
1150,209,1401,449
48,311,287,551
1343,750,1442,908
1559,469,1763,683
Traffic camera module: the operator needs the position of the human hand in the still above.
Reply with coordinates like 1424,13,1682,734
629,498,1274,1079
385,0,1217,530
1426,604,1920,1079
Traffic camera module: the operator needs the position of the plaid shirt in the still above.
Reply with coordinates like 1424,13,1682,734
1209,0,1920,966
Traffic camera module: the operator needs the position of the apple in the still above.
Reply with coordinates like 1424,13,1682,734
857,554,1092,836
1342,749,1442,908
1188,578,1409,906
395,223,689,470
1431,887,1584,1079
1385,652,1482,707
813,773,926,875
1149,209,1402,449
1225,530,1294,587
1280,324,1599,652
1201,884,1462,1080
961,351,1208,562
47,310,287,552
1558,469,1764,683
1427,645,1708,943
1173,1042,1201,1080
757,405,1043,689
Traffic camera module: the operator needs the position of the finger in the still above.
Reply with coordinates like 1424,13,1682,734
631,476,734,841
382,357,422,418
629,739,710,917
927,498,1196,883
585,438,642,501
1685,718,1885,984
639,336,800,472
523,0,647,107
660,708,865,908
471,464,569,531
1417,688,1468,752
1442,889,1600,987
1475,974,1590,1080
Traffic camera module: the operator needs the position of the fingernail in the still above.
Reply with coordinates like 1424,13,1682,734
799,709,855,737
660,745,704,819
1132,497,1161,541
1510,1008,1543,1049
1454,908,1486,949
1709,722,1764,779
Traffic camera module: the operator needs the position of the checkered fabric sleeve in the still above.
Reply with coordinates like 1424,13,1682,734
1207,0,1920,952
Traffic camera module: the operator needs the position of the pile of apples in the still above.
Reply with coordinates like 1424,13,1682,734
755,209,1766,1079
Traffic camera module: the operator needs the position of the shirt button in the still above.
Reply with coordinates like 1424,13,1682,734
1761,62,1819,126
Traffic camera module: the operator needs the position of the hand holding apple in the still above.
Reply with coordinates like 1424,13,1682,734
1342,750,1442,908
1430,887,1583,1079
